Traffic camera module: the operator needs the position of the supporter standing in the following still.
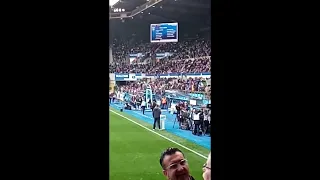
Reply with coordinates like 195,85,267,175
141,99,146,115
152,105,161,130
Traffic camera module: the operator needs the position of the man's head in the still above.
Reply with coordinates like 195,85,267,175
160,148,191,180
202,152,211,180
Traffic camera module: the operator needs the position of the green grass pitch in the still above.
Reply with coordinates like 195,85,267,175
109,108,210,180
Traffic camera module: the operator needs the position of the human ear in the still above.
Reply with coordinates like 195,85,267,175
163,169,168,177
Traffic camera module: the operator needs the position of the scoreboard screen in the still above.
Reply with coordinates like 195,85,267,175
150,23,178,43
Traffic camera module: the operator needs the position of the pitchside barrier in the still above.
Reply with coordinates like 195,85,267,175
160,114,166,130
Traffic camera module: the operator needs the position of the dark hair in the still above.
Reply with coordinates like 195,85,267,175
159,147,184,169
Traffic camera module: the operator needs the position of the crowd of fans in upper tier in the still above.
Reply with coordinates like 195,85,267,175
110,38,211,74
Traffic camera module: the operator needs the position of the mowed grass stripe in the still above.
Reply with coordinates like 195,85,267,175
110,112,207,180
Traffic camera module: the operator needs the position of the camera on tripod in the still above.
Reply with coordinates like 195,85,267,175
180,110,189,122
176,110,189,130
173,103,187,129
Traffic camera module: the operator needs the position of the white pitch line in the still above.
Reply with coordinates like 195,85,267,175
110,109,207,159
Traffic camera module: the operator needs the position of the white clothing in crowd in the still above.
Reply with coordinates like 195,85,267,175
193,113,200,121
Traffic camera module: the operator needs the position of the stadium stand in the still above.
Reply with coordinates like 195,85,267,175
110,1,212,179
109,0,211,136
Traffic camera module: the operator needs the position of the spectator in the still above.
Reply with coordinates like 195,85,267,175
110,36,211,74
159,148,196,180
152,104,161,130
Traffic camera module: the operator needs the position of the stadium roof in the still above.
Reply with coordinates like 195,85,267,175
109,0,211,41
110,0,210,22
109,0,120,6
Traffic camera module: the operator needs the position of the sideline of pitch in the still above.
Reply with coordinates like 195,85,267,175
110,109,207,159
111,103,211,149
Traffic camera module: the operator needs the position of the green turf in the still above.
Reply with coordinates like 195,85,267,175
110,108,210,180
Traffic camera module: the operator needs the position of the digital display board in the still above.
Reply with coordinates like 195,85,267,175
150,23,178,43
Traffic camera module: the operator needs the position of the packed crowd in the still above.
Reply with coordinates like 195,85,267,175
114,77,211,137
118,77,211,97
110,57,211,74
109,37,211,74
110,39,160,64
157,38,211,59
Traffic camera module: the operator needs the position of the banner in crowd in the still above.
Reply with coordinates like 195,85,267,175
113,72,211,82
156,52,173,60
129,53,144,64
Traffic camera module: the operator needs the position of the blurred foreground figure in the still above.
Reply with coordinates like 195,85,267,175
202,152,211,180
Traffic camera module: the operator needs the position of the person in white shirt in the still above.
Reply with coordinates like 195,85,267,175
141,99,146,115
192,110,201,135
